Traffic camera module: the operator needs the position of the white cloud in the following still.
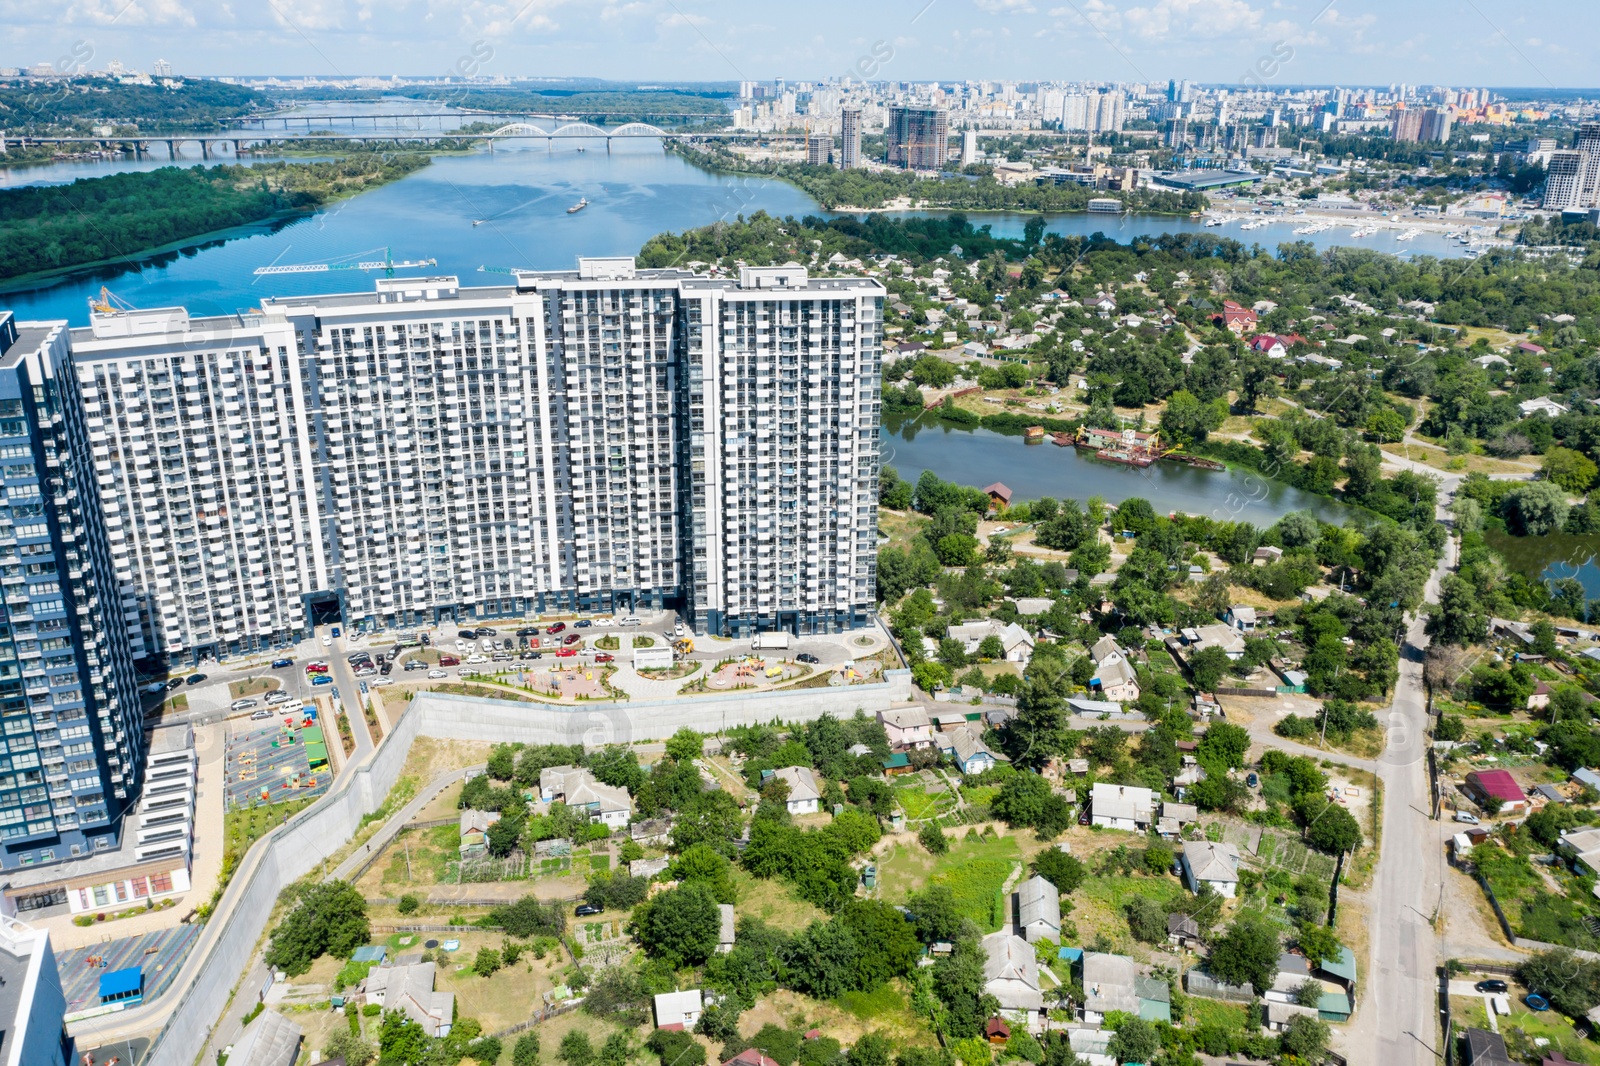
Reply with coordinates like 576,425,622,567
973,0,1037,13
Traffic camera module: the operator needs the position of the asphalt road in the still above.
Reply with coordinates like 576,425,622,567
1343,494,1461,1066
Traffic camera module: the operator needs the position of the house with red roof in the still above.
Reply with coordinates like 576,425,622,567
1212,301,1258,335
1464,769,1528,813
724,1052,782,1066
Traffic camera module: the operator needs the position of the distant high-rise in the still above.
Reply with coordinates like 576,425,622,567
1091,92,1124,133
1061,95,1091,132
1390,109,1423,142
960,129,978,167
1392,107,1451,144
152,59,172,78
1419,108,1452,144
1578,122,1600,206
1543,150,1587,210
807,133,832,166
887,107,948,170
839,108,862,169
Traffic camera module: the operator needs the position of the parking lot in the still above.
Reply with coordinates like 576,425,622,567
223,710,331,812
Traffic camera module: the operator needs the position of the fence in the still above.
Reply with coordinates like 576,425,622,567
490,997,584,1039
1473,872,1600,959
1215,686,1279,698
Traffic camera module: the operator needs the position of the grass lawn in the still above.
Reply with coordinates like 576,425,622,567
732,868,827,933
894,786,943,823
230,677,282,698
1185,996,1249,1030
1073,873,1190,950
741,986,936,1048
164,693,188,712
1498,1002,1600,1064
877,508,929,552
876,831,1022,932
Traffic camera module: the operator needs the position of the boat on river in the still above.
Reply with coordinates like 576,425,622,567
567,197,589,214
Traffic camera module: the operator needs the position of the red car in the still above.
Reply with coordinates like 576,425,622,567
547,622,567,634
305,663,329,674
594,653,615,663
556,647,577,658
563,633,581,645
438,654,460,666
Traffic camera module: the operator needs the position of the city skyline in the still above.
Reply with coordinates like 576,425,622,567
4,0,1598,88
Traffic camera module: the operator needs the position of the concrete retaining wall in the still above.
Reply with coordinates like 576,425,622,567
137,672,912,1066
140,708,423,1066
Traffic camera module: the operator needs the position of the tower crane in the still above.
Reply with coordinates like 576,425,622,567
253,246,437,277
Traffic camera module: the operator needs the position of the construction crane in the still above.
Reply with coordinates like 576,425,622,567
475,265,529,276
87,287,137,316
253,246,437,277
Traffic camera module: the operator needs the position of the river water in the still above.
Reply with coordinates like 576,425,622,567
2,117,1408,525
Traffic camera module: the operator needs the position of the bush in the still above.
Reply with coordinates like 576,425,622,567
397,893,420,915
362,1002,381,1017
264,880,369,977
919,823,949,854
468,1037,504,1064
473,947,502,976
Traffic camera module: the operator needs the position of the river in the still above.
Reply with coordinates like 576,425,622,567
882,411,1359,527
0,116,1405,525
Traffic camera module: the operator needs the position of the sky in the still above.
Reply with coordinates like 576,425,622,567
3,0,1595,89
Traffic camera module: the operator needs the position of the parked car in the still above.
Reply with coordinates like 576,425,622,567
266,691,292,704
556,648,577,658
563,633,581,645
251,709,273,721
231,698,258,711
380,662,393,675
1454,811,1480,824
1475,980,1508,994
404,660,429,671
474,627,496,638
458,629,477,641
620,616,643,627
529,652,543,660
145,681,168,694
439,654,461,666
271,658,294,669
547,622,567,634
185,674,207,685
575,619,592,628
311,675,333,686
321,635,332,646
796,653,819,664
595,653,615,663
166,678,185,690
428,669,448,679
372,677,393,686
518,627,540,637
575,903,602,916
331,626,341,638
594,617,614,628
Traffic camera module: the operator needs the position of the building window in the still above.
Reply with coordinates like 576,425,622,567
131,877,148,898
92,884,109,906
149,871,172,894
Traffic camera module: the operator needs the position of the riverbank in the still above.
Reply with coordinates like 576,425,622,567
0,154,431,287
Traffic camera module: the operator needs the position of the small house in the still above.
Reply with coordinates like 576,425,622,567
1091,783,1155,831
1166,913,1201,949
653,989,704,1030
223,1009,303,1066
771,765,822,815
940,725,1001,776
718,904,736,954
1224,605,1258,632
1181,840,1241,898
879,707,934,750
983,483,1014,511
1464,769,1528,813
458,809,501,857
1253,546,1283,565
1016,875,1061,943
982,932,1044,1025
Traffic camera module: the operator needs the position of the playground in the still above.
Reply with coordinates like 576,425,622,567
525,666,610,700
223,711,332,812
59,924,201,1020
705,656,804,691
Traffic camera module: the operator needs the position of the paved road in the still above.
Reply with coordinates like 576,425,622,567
1344,507,1460,1066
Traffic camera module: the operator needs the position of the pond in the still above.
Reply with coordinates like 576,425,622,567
1484,527,1600,596
880,410,1365,528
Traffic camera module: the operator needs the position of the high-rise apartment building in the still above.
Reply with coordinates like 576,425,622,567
1091,91,1124,133
1061,94,1090,132
1543,150,1588,210
0,314,143,871
60,260,883,658
1392,107,1451,144
1578,122,1600,206
807,133,832,166
839,108,862,169
886,106,948,170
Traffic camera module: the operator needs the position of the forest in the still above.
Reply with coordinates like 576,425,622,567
392,88,730,126
0,156,429,281
669,140,1207,213
0,76,268,132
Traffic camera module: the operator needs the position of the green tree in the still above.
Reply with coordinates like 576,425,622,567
513,1033,541,1066
1207,914,1282,993
265,880,370,976
473,946,503,976
1543,446,1598,494
847,1033,893,1066
1187,645,1232,692
670,843,738,904
670,789,745,857
666,728,705,762
1279,1013,1331,1063
560,1031,596,1066
1106,1017,1160,1064
1296,921,1342,966
646,1028,707,1066
1124,895,1169,944
1501,481,1571,535
1033,847,1086,893
1159,389,1227,447
1299,797,1364,855
634,882,721,967
322,1028,376,1066
919,822,950,854
1518,949,1600,1017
